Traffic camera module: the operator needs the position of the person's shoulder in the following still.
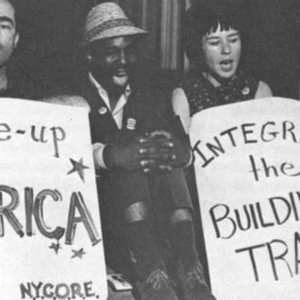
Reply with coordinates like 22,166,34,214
255,81,273,99
42,95,91,113
179,69,204,89
237,71,272,99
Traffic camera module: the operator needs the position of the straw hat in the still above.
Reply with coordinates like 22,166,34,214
84,2,147,44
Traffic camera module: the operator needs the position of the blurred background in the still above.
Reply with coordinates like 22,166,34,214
15,0,300,99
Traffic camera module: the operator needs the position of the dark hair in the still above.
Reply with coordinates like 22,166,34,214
183,1,245,68
4,0,19,31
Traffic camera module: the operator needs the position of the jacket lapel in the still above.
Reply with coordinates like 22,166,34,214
83,82,120,143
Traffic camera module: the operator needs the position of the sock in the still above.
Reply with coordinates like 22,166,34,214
125,220,163,280
169,221,199,269
169,221,211,291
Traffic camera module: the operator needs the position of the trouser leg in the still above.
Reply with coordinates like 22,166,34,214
124,202,179,300
168,209,216,300
124,202,161,280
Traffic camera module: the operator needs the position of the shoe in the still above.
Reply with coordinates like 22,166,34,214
177,260,216,300
136,268,179,300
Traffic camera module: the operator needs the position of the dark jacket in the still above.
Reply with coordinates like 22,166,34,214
79,66,192,217
81,67,185,147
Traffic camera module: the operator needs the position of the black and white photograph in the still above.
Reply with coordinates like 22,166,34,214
0,0,300,299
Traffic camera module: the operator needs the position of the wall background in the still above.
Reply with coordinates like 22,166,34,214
14,0,300,98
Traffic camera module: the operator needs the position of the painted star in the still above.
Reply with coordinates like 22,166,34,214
67,158,89,182
71,248,86,259
49,242,61,254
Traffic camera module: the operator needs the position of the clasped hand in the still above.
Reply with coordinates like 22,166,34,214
106,132,191,173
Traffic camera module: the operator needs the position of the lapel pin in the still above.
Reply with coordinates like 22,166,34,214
98,107,107,115
126,118,136,130
242,86,250,95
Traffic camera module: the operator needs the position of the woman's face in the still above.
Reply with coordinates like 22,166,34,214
201,23,241,85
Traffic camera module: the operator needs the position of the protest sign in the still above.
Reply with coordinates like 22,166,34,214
190,97,300,300
0,98,107,300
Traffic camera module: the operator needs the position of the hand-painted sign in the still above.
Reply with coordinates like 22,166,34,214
190,97,300,300
0,98,106,300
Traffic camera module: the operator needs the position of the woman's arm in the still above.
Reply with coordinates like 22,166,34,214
255,81,273,99
172,87,191,134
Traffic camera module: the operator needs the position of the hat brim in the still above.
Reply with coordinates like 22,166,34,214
86,26,147,44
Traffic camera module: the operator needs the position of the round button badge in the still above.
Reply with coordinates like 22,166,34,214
98,107,108,115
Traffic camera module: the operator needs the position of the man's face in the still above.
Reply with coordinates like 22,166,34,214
88,36,138,92
0,0,19,68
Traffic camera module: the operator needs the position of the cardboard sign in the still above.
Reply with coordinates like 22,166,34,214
0,98,107,300
190,97,300,300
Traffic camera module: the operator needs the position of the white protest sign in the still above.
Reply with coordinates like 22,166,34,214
0,98,107,300
190,97,300,300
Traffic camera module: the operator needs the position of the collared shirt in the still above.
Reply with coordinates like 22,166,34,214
89,73,131,170
89,73,131,129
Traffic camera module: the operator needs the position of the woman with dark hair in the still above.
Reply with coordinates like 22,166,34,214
172,1,273,133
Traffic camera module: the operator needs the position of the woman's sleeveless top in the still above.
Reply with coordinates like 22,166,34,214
180,71,259,116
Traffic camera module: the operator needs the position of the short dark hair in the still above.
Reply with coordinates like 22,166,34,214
183,1,245,68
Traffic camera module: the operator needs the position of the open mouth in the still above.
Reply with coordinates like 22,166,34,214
115,69,128,77
113,73,129,86
220,59,234,71
220,59,233,66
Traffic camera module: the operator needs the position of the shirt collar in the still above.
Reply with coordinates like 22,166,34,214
89,72,131,113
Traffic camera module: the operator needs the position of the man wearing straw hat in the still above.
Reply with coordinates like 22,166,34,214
81,2,216,300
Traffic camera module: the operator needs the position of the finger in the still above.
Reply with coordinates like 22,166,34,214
143,153,176,161
143,168,153,174
137,134,172,145
140,159,157,167
136,136,154,144
140,145,171,155
158,165,172,172
149,130,172,139
139,148,147,154
140,160,148,167
159,140,175,148
135,139,160,151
